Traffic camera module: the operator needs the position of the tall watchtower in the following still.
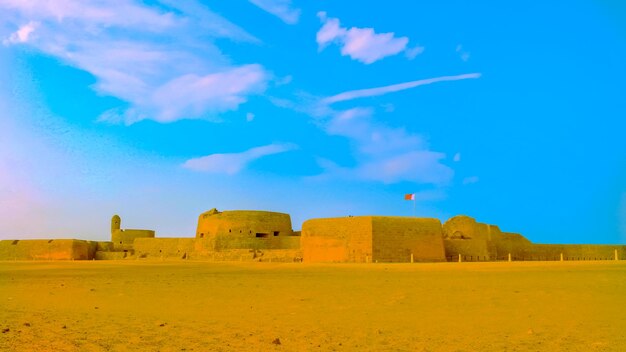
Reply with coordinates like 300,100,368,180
111,215,121,236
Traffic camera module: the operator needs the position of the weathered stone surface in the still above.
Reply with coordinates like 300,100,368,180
0,239,95,260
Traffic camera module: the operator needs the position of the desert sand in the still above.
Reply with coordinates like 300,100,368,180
1,260,625,351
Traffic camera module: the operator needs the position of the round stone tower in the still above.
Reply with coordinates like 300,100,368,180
196,208,293,239
111,215,121,235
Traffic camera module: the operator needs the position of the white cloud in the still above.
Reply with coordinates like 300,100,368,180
249,0,300,24
323,73,482,104
182,143,298,174
462,176,479,185
143,65,267,123
453,153,461,162
0,0,268,124
158,0,258,42
2,21,37,45
246,112,255,122
316,12,413,64
0,0,177,31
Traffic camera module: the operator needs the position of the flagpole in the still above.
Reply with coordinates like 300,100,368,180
413,198,416,217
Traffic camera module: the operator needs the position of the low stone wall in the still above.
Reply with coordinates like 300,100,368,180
132,237,302,262
444,239,491,261
95,251,129,260
134,238,196,259
0,239,95,260
192,248,302,262
503,244,626,261
213,234,301,251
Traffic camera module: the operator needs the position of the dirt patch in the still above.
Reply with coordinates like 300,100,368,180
1,261,625,351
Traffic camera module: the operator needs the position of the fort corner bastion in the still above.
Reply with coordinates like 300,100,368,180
1,209,625,262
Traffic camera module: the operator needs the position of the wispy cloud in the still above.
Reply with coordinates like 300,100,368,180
100,65,268,124
0,0,267,124
323,73,481,104
249,0,300,24
183,143,298,174
268,70,482,185
325,107,425,157
316,12,419,64
313,107,453,184
356,151,453,184
456,44,470,61
405,46,424,60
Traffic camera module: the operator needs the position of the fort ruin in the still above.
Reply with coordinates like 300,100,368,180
1,209,624,262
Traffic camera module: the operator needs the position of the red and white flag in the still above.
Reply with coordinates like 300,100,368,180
404,193,415,200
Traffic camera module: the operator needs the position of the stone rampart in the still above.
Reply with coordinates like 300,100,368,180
502,244,626,261
132,237,302,261
444,239,491,261
196,209,293,239
95,251,128,260
441,215,497,260
134,238,196,259
0,239,95,260
372,217,445,262
491,232,533,259
111,229,155,251
301,217,373,262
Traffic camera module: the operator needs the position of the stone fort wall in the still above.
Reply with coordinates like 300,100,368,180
132,237,301,261
110,214,155,251
301,217,373,262
196,209,293,239
0,239,97,260
302,216,447,263
2,210,625,263
372,217,446,262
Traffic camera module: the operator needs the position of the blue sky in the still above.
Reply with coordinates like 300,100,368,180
1,0,625,244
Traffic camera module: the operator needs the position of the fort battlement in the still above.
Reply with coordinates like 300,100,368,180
1,209,624,263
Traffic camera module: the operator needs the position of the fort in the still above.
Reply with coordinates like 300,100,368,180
1,208,624,262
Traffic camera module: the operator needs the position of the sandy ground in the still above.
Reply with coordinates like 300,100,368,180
1,260,625,351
